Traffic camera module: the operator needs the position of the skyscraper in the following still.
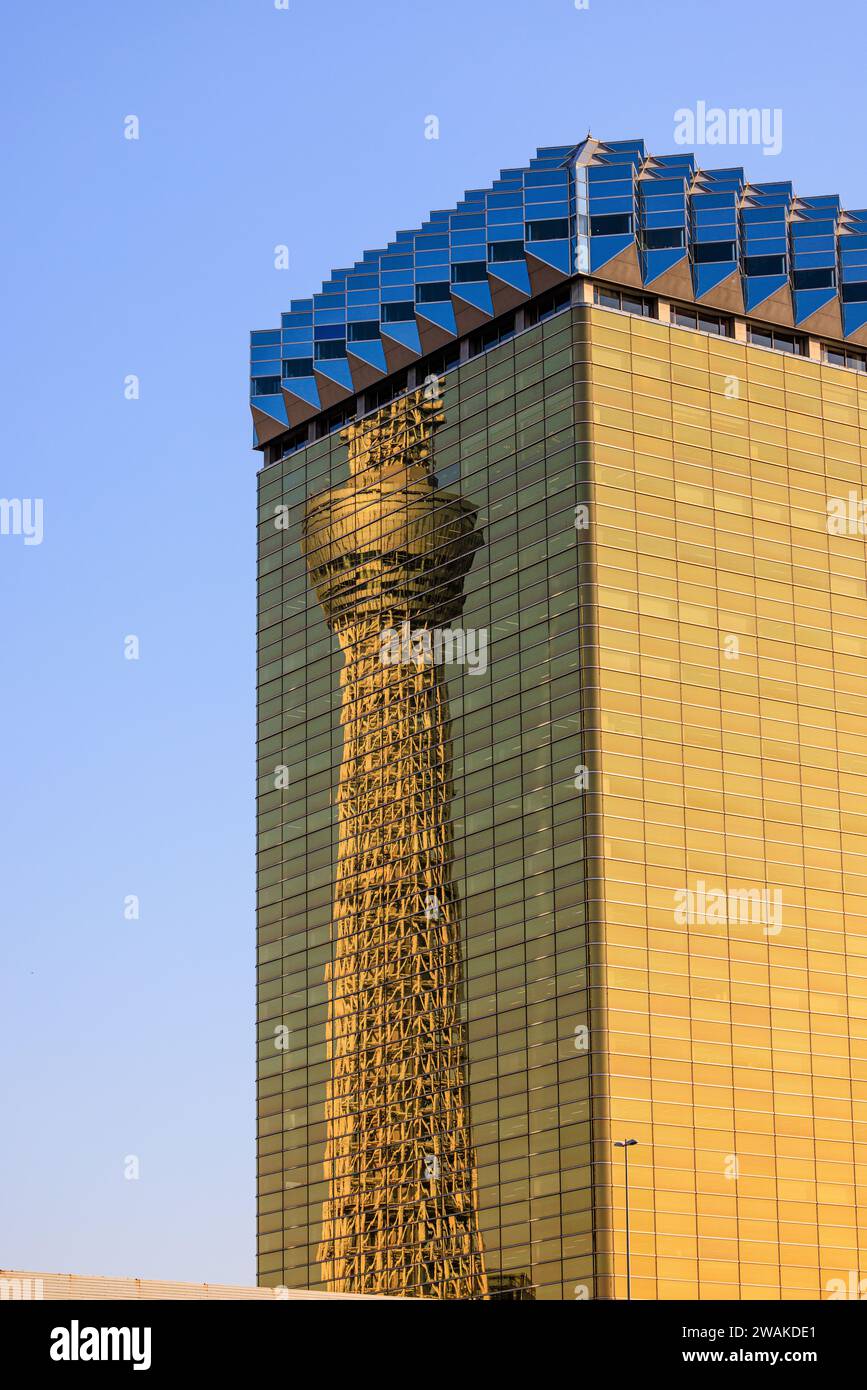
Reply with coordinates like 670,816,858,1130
253,137,867,1300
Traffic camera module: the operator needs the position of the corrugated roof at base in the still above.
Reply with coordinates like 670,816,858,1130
0,1270,394,1300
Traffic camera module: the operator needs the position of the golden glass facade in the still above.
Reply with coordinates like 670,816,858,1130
589,305,867,1300
258,309,594,1300
257,298,867,1299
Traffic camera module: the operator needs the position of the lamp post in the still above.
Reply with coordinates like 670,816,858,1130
614,1139,638,1300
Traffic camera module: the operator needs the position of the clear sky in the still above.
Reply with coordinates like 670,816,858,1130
1,0,864,1286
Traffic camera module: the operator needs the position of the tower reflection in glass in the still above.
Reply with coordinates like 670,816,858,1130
302,384,488,1298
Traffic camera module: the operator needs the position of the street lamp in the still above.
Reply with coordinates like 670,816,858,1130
614,1139,638,1301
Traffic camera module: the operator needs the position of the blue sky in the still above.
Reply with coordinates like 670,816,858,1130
0,0,863,1285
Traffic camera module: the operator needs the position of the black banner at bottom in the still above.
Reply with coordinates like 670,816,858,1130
3,1296,862,1377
